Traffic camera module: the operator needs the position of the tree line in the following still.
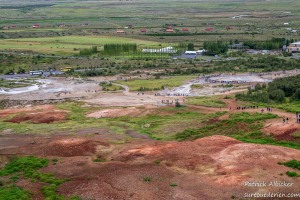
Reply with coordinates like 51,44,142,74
103,43,137,55
236,75,300,103
242,38,294,50
203,41,228,55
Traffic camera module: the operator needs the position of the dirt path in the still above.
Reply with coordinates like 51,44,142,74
182,95,300,140
209,96,300,140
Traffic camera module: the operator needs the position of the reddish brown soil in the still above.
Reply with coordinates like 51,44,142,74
0,105,55,117
1,98,300,199
41,138,109,157
1,134,299,200
0,105,68,124
263,119,300,141
87,107,155,118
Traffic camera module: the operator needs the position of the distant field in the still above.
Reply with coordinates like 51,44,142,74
0,36,167,55
187,96,226,108
117,76,196,91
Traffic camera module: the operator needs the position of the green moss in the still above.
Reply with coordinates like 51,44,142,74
286,171,300,177
0,156,71,200
0,185,30,200
278,160,300,170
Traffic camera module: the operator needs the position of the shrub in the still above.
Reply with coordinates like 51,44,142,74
286,171,300,177
175,101,181,107
143,177,152,182
0,186,30,200
278,160,300,170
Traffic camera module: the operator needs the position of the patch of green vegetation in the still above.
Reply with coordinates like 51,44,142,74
9,175,19,182
170,183,178,187
116,76,196,91
154,160,161,165
93,157,106,163
0,156,49,175
175,112,299,149
186,96,226,108
274,102,300,113
286,171,300,177
143,177,152,182
191,84,204,89
119,108,226,140
52,158,58,165
278,160,300,170
0,185,30,200
0,156,75,200
100,82,123,91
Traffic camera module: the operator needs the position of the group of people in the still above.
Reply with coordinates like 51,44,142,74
158,98,182,105
261,107,273,113
161,100,174,104
234,106,276,114
165,93,189,97
236,106,259,110
283,117,289,124
85,90,98,93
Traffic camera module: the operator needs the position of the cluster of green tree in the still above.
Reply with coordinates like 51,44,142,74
79,46,97,56
177,42,194,50
203,41,228,55
177,42,188,50
1,67,25,75
269,75,300,101
236,75,300,103
76,69,116,77
243,38,293,50
103,43,137,55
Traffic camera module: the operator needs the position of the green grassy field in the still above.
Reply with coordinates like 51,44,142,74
116,76,197,91
0,36,167,55
186,96,226,108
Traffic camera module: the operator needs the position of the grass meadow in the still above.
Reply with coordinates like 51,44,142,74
0,36,167,55
116,76,197,91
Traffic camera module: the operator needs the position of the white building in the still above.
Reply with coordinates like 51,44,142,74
288,41,300,52
184,50,206,55
142,46,177,54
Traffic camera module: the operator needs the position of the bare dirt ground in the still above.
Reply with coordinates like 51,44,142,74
87,105,160,118
0,77,101,101
0,134,299,200
0,105,68,123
